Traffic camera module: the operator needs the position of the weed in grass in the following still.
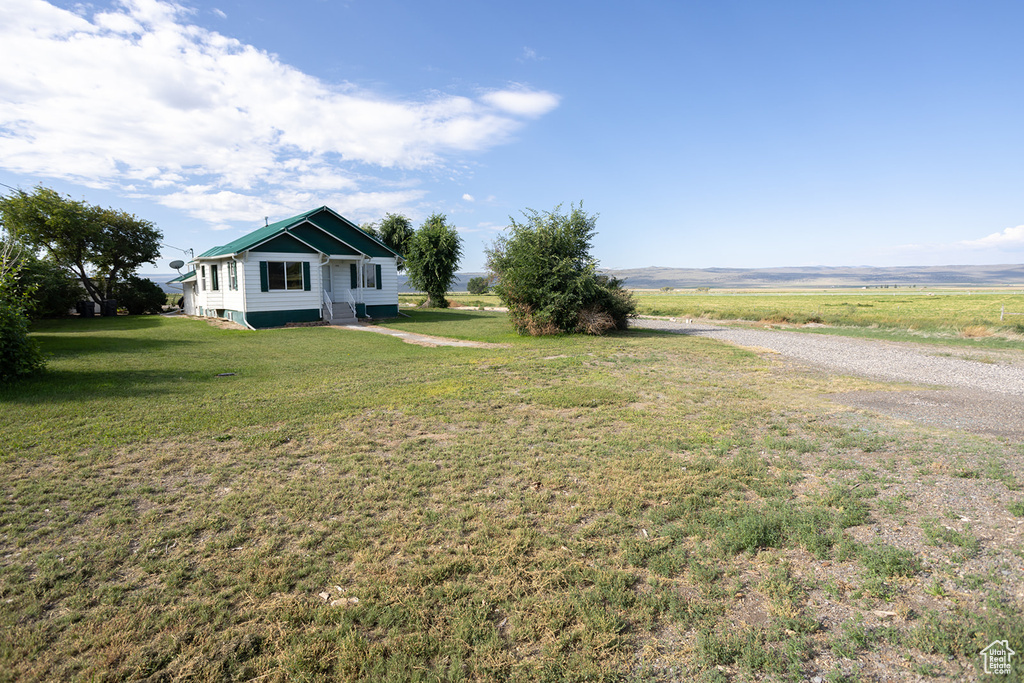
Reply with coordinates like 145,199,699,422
821,456,862,472
877,491,911,515
921,519,981,557
857,542,922,579
1009,501,1024,517
818,484,872,528
826,667,865,683
913,662,944,677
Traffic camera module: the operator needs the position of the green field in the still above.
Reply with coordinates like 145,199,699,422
411,289,1024,349
2,312,1022,681
634,290,1024,331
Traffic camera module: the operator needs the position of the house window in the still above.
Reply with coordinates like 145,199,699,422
228,262,238,290
363,263,376,289
210,264,219,291
267,261,304,290
200,265,206,291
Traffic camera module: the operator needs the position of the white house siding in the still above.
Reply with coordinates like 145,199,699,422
220,258,246,313
238,251,321,314
182,281,197,315
194,257,245,317
360,257,399,308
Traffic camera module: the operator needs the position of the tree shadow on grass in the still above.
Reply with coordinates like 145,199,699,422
0,368,225,405
617,326,723,339
33,334,197,360
382,309,500,324
31,315,167,333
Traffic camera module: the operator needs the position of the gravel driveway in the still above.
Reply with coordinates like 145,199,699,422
632,318,1024,440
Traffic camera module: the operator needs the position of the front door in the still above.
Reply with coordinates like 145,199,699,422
321,264,332,293
330,261,355,315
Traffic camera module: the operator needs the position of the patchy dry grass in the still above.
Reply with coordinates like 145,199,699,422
1,312,1021,681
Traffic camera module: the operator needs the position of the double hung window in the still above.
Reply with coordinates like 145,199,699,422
267,261,304,290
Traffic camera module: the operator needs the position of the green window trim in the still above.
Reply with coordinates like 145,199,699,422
211,264,219,291
375,263,382,290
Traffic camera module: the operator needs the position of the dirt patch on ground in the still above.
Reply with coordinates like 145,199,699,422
831,388,1024,441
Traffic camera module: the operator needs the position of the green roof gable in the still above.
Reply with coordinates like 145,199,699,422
250,233,317,254
195,207,400,260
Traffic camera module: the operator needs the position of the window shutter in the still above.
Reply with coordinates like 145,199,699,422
375,264,382,290
350,263,358,289
211,265,219,291
259,261,269,292
302,261,311,291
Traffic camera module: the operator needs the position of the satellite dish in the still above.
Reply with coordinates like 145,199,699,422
169,259,185,270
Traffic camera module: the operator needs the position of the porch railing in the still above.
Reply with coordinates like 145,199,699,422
342,288,357,318
322,289,333,323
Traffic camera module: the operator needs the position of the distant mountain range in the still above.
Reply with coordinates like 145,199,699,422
596,264,1024,289
417,264,1024,291
148,263,1024,294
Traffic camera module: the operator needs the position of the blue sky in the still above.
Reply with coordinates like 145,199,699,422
2,0,1023,273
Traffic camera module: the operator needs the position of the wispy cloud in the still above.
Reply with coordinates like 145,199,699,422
462,193,475,202
518,46,543,63
889,224,1024,262
0,0,559,225
959,225,1024,249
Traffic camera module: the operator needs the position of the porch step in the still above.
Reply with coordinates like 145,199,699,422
326,302,358,325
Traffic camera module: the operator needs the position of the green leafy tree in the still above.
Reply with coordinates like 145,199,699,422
0,235,81,318
20,256,82,318
0,186,162,305
359,221,380,239
114,275,167,315
405,213,462,308
377,213,414,270
467,276,490,295
0,240,45,382
486,203,636,335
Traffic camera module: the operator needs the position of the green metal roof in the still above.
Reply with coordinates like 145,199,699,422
167,270,196,283
195,207,400,260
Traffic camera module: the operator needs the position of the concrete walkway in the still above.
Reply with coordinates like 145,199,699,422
329,322,506,348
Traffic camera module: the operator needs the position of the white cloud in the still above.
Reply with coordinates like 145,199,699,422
889,224,1024,262
960,225,1024,249
481,87,561,117
462,193,475,202
0,0,559,226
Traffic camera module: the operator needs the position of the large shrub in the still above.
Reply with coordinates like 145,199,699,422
404,214,463,308
114,275,167,315
0,241,45,382
467,276,490,295
486,203,636,335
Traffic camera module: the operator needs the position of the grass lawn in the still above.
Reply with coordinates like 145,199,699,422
2,311,1022,681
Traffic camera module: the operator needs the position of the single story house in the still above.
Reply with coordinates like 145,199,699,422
169,206,401,329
